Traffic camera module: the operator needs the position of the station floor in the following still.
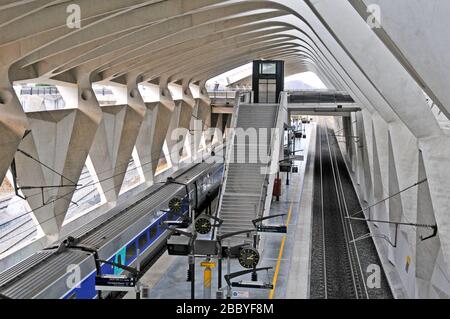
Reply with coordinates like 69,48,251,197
124,123,317,299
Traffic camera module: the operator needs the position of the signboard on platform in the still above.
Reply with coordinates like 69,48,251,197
95,275,136,292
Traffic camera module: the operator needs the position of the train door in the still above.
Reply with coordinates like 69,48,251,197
114,248,126,275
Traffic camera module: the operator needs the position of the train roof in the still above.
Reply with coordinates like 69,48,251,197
72,162,220,247
0,248,89,299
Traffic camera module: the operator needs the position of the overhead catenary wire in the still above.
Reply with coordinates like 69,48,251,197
349,178,428,218
6,113,218,201
0,155,209,248
2,152,165,223
16,149,78,186
0,112,224,247
328,117,427,225
0,140,220,230
0,172,166,246
0,229,37,255
0,144,221,246
6,131,214,202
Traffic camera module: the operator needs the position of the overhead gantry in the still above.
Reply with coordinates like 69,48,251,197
0,0,450,298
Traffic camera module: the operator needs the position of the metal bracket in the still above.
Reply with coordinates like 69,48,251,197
347,216,438,246
10,144,80,205
216,229,255,242
331,134,360,147
224,267,273,290
252,214,287,234
420,224,438,241
350,232,397,248
96,259,140,277
162,208,190,224
197,213,223,228
164,225,196,240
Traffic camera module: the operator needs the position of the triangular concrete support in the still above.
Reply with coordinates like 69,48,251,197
89,78,146,202
134,78,175,182
415,151,441,298
0,69,29,184
166,81,195,169
15,108,99,238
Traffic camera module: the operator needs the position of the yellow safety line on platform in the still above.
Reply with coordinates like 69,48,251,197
269,202,293,299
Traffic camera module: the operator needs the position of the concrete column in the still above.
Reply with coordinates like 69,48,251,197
165,81,195,169
16,70,104,239
415,151,440,298
137,77,175,179
342,116,353,165
0,66,28,184
191,81,211,161
88,75,146,201
15,110,77,239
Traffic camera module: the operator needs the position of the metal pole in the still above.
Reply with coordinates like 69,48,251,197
276,172,280,202
293,132,296,155
252,234,258,281
190,254,195,299
203,260,212,299
227,254,231,299
136,248,141,300
190,190,196,300
189,255,195,300
218,257,222,290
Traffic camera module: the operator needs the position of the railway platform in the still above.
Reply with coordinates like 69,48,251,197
123,123,317,299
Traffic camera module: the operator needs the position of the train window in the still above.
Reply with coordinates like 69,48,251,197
138,233,148,249
150,226,157,239
125,242,136,263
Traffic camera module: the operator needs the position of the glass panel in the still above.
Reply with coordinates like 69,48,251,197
259,81,267,103
125,242,136,263
268,83,277,103
150,226,157,239
138,233,148,249
260,63,277,75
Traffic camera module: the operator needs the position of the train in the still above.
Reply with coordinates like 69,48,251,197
0,162,223,299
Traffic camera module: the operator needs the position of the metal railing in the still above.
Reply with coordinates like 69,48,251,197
19,86,114,97
211,92,286,242
211,91,244,239
256,92,287,219
287,90,354,104
20,86,59,96
208,90,252,106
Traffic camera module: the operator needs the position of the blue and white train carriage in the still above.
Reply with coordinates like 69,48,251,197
0,162,223,299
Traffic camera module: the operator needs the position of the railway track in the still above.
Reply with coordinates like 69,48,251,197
311,119,368,299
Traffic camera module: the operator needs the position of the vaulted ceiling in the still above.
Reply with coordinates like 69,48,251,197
1,2,450,298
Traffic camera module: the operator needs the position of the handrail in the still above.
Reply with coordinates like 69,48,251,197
287,90,354,104
212,92,286,239
255,92,286,219
211,90,244,239
209,90,252,106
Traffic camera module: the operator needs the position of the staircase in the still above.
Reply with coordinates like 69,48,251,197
215,99,286,246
